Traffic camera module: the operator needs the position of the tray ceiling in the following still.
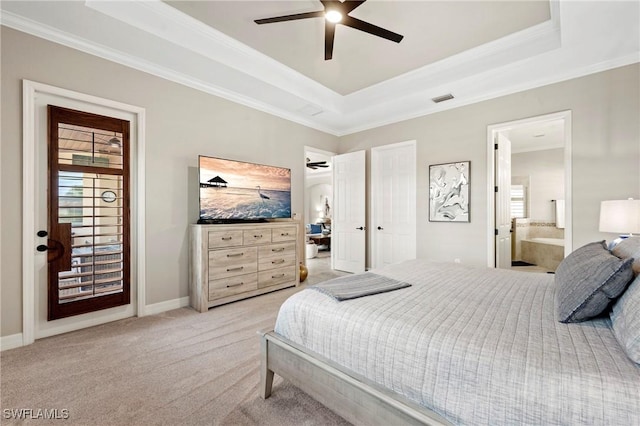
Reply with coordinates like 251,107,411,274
166,1,550,95
1,1,638,136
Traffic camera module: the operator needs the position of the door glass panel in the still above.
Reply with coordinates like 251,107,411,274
57,124,123,170
56,124,125,303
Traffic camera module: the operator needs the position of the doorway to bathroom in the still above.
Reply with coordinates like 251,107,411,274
488,111,572,272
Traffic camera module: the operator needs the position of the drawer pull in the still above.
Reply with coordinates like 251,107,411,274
227,253,244,258
253,234,263,239
226,282,244,288
272,259,285,265
280,232,289,236
221,237,233,241
272,273,285,279
271,248,285,252
227,266,244,272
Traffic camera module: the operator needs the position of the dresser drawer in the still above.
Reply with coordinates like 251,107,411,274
208,247,257,279
258,266,296,288
259,252,296,271
243,229,271,245
208,273,258,300
258,242,296,258
208,230,243,249
271,226,297,242
190,223,300,313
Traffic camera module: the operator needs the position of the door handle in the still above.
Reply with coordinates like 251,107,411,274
356,227,364,230
45,223,73,272
40,239,65,262
37,230,48,237
377,226,383,230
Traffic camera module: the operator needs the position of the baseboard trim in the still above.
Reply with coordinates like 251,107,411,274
1,298,189,351
1,333,24,351
144,296,190,316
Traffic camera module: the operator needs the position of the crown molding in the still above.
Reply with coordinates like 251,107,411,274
2,0,638,137
336,52,640,136
343,2,561,107
86,0,562,112
85,0,343,111
0,9,341,136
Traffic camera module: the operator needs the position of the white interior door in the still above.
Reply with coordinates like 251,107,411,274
495,132,512,269
332,151,366,273
371,141,416,269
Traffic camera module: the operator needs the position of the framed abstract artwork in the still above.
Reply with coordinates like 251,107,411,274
429,161,470,222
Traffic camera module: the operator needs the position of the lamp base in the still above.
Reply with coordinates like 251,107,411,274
608,234,631,250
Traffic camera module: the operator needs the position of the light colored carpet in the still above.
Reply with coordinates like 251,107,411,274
1,255,351,425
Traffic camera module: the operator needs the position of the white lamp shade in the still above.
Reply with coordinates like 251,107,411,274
599,199,640,234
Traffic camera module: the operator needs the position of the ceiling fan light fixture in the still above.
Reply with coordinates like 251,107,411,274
255,0,403,60
325,10,342,23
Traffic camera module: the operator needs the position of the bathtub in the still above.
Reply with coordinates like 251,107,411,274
521,238,565,271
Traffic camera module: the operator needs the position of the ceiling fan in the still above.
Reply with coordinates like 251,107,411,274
306,158,330,169
254,0,404,60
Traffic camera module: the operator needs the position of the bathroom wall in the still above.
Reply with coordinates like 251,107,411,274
511,148,564,222
511,148,565,261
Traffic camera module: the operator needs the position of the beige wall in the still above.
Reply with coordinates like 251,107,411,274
338,64,640,267
0,28,338,337
2,26,639,339
512,148,564,222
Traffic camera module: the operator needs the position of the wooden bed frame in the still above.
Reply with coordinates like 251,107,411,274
259,330,452,426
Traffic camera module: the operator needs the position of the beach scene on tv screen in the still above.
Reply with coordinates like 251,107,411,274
199,157,291,219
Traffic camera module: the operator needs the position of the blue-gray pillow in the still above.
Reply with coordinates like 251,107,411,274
610,274,640,364
555,241,634,323
612,236,640,276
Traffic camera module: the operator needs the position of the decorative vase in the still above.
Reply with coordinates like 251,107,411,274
299,262,308,283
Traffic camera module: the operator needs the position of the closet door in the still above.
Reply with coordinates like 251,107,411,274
371,141,416,269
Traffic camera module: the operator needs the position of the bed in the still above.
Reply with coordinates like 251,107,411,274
260,241,640,425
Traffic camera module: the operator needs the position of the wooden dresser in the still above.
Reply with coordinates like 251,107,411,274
190,222,300,312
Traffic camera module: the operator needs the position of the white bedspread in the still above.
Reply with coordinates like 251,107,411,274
275,260,640,425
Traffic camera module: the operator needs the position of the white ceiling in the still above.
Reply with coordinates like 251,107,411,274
507,119,565,154
166,1,550,95
1,1,638,136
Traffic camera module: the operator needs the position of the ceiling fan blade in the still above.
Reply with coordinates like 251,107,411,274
325,21,336,60
255,10,324,25
342,16,404,43
320,0,366,15
341,0,367,14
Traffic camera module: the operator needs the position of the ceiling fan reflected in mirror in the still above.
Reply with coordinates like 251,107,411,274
254,0,404,60
306,158,330,169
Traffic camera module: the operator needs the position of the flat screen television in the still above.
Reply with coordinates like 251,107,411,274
198,155,291,223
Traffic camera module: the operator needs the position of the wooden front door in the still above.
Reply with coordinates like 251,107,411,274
47,105,130,320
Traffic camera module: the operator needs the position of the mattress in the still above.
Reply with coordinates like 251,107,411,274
274,259,640,425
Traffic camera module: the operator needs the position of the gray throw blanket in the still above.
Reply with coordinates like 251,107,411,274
310,272,411,301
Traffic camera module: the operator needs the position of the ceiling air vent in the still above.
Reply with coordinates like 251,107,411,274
431,93,454,104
